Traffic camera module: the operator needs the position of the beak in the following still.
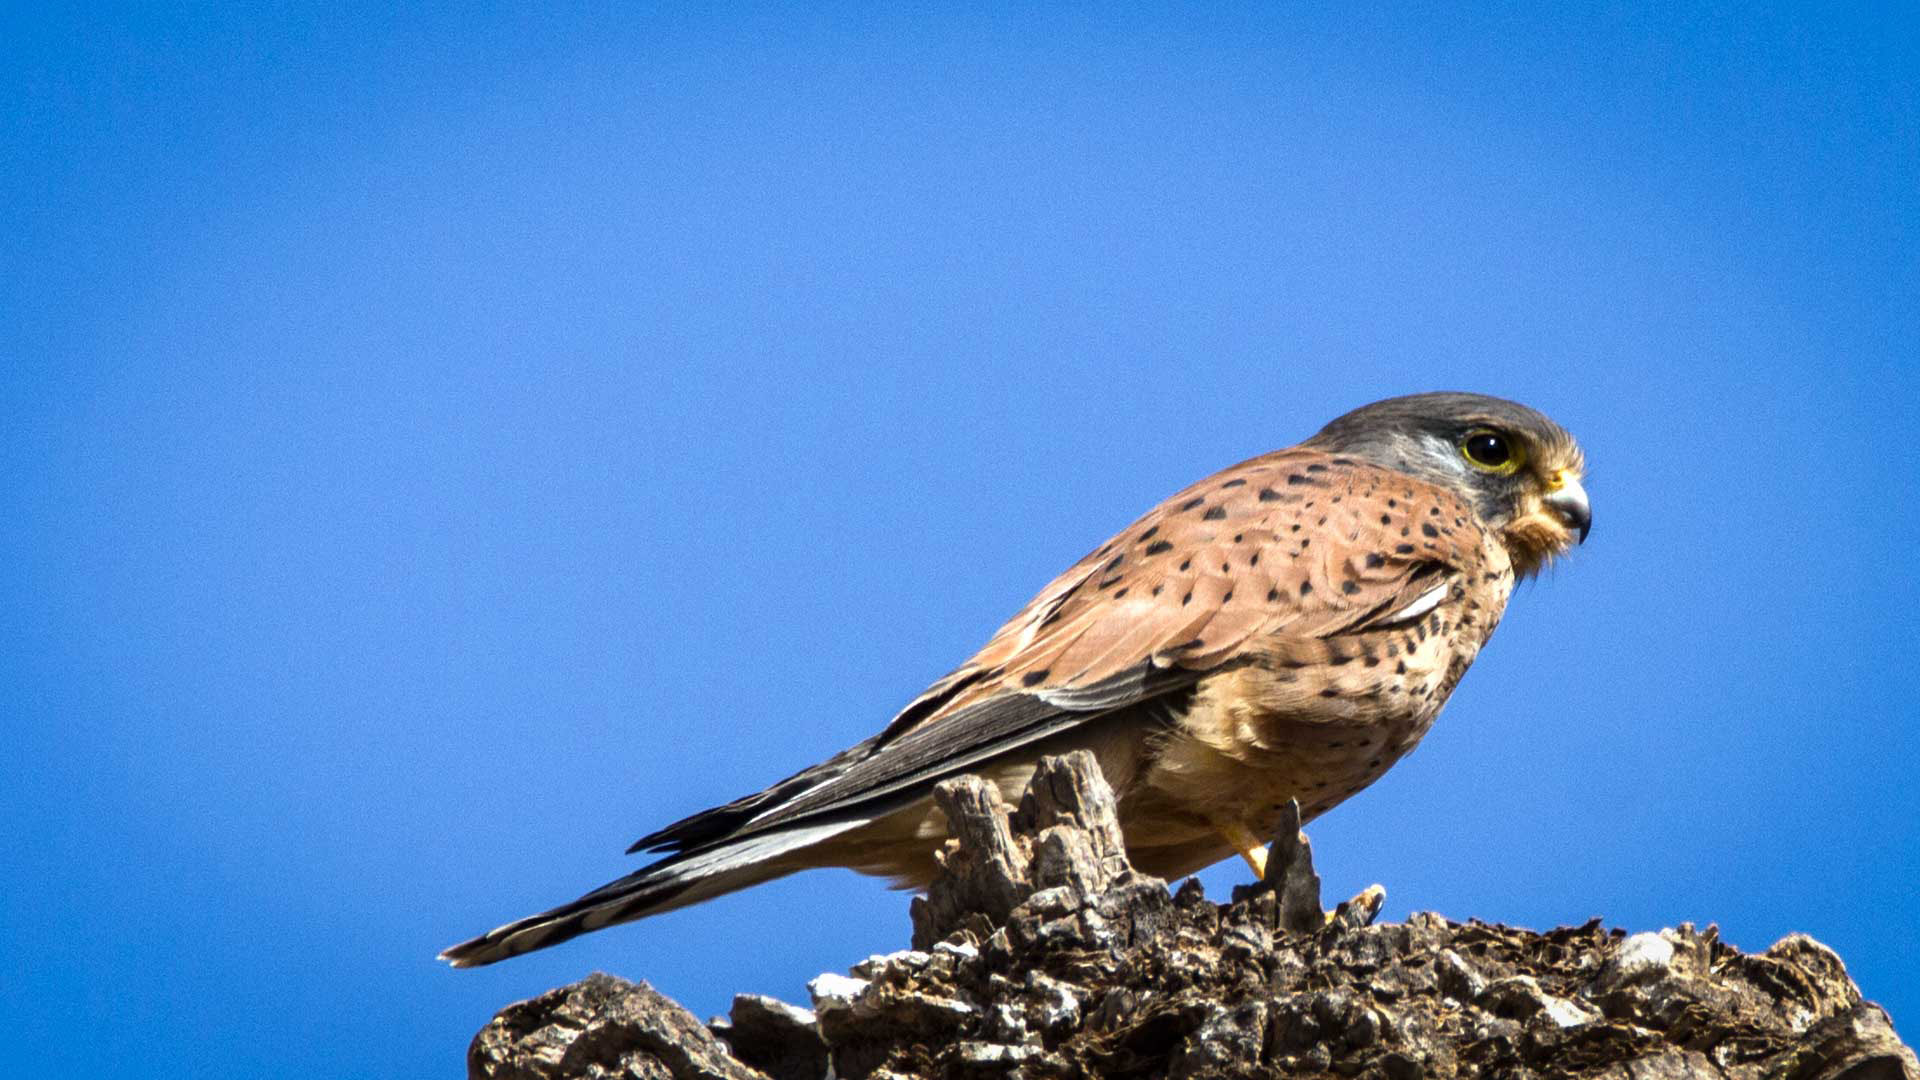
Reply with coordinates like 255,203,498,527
1543,475,1592,544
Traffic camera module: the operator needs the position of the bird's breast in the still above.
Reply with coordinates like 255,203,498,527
1138,581,1509,830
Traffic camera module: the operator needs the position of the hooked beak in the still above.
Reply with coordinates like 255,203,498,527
1543,475,1591,544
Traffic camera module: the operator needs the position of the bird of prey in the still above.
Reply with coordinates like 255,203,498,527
441,392,1590,967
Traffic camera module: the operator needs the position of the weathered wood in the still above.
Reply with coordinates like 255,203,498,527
468,973,765,1080
1263,797,1325,933
906,773,1032,950
1019,752,1132,896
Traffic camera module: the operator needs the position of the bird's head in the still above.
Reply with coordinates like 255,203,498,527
1306,392,1590,579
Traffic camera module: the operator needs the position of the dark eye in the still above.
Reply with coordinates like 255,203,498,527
1460,429,1517,472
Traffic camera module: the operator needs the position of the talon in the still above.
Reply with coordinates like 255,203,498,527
1331,883,1387,929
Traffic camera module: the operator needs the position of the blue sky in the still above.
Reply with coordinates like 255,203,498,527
3,5,1915,1077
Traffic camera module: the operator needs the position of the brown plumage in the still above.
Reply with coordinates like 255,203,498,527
441,392,1591,967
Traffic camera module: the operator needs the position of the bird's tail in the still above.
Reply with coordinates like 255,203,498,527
438,818,866,967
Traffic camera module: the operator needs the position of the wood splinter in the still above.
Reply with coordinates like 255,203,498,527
1263,800,1386,932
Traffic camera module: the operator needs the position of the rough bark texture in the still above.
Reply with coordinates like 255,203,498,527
468,752,1915,1080
469,972,765,1080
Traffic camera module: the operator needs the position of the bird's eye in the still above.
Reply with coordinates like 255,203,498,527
1460,429,1523,474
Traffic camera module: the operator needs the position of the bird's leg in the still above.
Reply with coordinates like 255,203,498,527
1211,819,1270,879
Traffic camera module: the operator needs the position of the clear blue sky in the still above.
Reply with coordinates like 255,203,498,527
3,5,1915,1077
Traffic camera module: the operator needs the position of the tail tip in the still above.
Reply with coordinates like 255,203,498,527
437,938,496,969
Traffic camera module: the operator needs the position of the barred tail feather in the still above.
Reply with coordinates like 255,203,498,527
438,819,867,968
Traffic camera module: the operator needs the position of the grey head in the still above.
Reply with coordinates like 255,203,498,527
1305,391,1591,576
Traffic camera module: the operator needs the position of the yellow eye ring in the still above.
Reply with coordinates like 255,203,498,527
1460,428,1525,475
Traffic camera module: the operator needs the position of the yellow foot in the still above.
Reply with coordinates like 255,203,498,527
1212,820,1270,879
1330,883,1387,928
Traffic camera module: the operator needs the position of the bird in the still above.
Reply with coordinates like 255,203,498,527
440,391,1590,967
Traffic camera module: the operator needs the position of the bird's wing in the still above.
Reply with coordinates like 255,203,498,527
634,448,1482,856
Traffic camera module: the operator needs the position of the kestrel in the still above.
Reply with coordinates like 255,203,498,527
442,392,1590,967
